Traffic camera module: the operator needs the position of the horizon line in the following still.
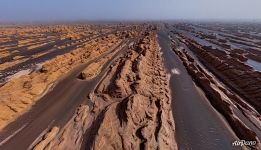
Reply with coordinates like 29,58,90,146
1,18,261,25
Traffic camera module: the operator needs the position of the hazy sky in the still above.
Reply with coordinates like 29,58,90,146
1,0,261,22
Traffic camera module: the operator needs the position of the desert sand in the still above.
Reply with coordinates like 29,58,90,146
0,23,260,150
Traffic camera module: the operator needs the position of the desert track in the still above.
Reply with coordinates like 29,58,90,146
0,23,260,149
158,29,241,150
0,39,135,150
0,27,133,83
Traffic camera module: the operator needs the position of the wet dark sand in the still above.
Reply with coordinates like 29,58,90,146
0,30,122,83
158,29,240,150
0,39,135,150
0,38,69,64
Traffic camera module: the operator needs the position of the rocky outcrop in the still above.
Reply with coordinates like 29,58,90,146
33,30,177,150
0,32,124,130
85,31,177,150
33,105,93,150
185,39,261,113
172,45,261,149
